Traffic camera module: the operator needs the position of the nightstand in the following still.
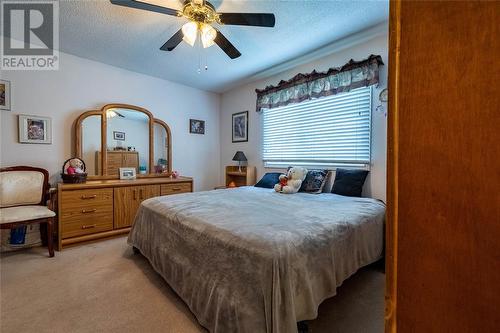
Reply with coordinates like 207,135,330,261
225,166,256,187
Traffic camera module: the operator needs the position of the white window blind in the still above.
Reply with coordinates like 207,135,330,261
262,87,372,168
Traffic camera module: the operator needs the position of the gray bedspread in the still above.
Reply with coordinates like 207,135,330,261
128,186,385,333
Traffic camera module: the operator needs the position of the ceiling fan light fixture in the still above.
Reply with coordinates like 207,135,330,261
181,21,198,47
200,23,217,48
106,110,118,119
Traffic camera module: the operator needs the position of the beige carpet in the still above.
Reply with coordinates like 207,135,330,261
0,237,384,333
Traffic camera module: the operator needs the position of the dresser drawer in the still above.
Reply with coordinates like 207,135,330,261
160,183,192,195
61,211,113,239
61,188,113,215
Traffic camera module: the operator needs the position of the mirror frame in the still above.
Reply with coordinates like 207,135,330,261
153,118,173,174
75,103,172,180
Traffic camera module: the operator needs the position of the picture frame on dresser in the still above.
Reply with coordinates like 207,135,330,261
119,167,136,180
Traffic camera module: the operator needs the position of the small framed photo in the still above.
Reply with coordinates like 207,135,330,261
189,119,205,134
0,79,11,111
18,115,52,144
113,131,125,141
232,111,248,143
119,167,136,180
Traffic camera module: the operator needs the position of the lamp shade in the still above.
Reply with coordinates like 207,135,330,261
200,23,217,48
232,151,247,162
182,22,198,47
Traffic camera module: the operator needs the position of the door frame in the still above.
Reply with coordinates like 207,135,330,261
385,0,400,332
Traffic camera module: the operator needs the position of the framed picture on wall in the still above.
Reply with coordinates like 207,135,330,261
18,115,52,144
113,131,125,140
232,111,248,143
0,79,11,111
189,119,205,134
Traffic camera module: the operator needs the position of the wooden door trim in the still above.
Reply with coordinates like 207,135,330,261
386,0,400,332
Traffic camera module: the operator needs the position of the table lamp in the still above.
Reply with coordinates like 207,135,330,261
232,151,247,172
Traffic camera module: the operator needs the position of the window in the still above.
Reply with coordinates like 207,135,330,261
262,87,372,168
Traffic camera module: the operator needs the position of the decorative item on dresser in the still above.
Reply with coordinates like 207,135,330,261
61,157,87,184
0,166,55,257
119,167,136,180
57,177,193,249
225,165,256,187
56,103,193,249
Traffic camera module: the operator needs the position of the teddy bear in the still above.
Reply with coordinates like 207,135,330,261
66,158,84,175
274,167,308,194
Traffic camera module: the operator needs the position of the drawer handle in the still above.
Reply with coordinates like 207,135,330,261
81,195,97,200
81,209,96,214
139,189,144,200
81,224,96,229
171,187,182,191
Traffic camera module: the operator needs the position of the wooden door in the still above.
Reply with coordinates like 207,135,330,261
113,185,160,229
113,186,140,229
386,1,500,332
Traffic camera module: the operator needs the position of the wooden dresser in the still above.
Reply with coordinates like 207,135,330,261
96,151,139,176
57,177,192,249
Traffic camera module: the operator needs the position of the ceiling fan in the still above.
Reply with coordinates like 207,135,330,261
109,0,276,59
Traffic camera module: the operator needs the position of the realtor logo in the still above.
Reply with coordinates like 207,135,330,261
1,0,59,70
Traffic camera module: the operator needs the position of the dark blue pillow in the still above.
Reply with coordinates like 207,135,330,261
300,169,328,193
254,172,281,189
331,168,369,197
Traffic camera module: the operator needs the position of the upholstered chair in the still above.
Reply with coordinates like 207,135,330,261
0,166,55,257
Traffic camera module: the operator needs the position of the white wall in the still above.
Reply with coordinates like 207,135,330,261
219,34,388,201
0,50,221,191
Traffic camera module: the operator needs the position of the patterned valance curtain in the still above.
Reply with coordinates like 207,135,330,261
255,54,384,112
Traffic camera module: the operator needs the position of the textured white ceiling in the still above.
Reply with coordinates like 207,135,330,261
60,0,388,92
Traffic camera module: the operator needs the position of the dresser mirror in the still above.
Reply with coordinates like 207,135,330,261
80,113,102,176
153,120,171,174
75,104,172,180
105,108,150,176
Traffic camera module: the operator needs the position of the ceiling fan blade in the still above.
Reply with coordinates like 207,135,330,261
110,0,180,17
160,29,184,51
219,13,275,27
214,30,241,59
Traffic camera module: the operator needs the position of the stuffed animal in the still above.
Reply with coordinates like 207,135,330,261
66,158,84,175
274,167,308,194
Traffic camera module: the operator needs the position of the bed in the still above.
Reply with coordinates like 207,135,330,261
128,186,385,333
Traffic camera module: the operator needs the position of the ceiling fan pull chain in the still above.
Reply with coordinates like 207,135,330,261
204,45,208,72
197,30,202,74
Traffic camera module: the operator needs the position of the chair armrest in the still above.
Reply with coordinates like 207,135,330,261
47,187,57,211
